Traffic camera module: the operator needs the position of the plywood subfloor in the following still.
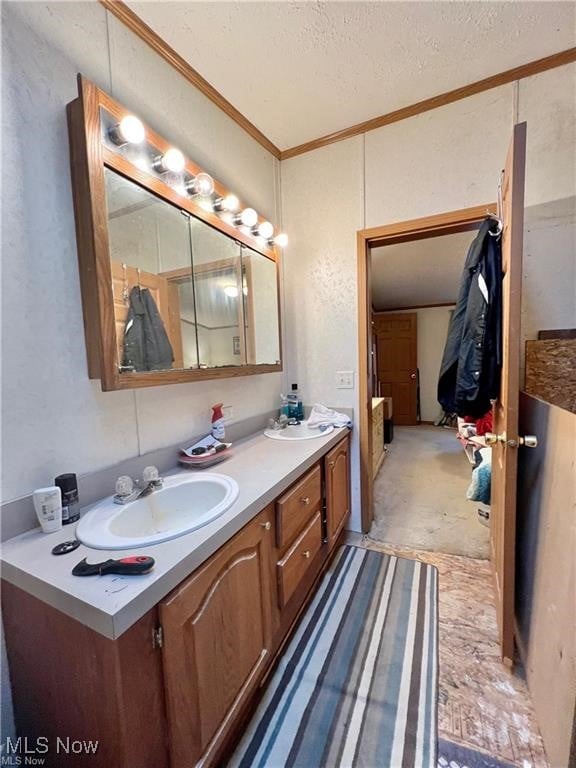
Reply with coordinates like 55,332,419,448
370,426,490,558
347,534,549,768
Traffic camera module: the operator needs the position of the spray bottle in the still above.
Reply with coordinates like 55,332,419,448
211,403,226,441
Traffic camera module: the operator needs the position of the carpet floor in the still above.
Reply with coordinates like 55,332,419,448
230,545,439,768
370,426,490,559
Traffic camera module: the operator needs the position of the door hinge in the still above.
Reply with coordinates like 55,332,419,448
152,625,163,649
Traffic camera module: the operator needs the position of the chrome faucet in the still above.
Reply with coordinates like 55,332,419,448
114,466,163,504
267,414,301,430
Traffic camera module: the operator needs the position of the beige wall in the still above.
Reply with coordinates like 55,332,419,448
1,1,283,506
517,394,576,768
282,63,576,531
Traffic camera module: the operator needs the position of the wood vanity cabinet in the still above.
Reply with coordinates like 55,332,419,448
3,436,351,768
325,436,351,548
159,504,275,767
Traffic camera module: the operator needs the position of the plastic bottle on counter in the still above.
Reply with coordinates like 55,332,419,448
288,383,304,420
33,487,63,533
55,473,80,525
211,403,226,441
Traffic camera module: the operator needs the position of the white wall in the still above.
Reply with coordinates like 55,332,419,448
282,137,364,529
282,63,576,531
416,308,454,422
1,1,283,507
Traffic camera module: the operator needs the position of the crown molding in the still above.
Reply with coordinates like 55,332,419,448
99,0,282,159
280,47,576,160
98,1,575,164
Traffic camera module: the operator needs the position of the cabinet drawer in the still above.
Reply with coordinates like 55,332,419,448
277,512,323,608
276,464,322,549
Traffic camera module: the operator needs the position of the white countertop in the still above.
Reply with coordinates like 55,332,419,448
1,428,347,640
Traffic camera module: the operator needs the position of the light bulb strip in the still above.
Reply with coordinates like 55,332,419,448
102,104,288,250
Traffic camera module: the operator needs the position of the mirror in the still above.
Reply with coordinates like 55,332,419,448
189,218,245,368
68,78,283,390
104,168,281,377
241,246,281,365
105,168,196,372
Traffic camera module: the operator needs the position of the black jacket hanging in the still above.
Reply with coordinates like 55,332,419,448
438,218,502,418
122,287,174,372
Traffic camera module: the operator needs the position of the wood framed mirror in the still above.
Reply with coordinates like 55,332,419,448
67,75,282,391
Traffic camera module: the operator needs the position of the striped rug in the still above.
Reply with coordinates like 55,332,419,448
230,545,438,768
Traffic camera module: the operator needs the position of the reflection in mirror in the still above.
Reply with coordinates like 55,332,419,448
241,246,281,365
189,219,245,368
104,168,197,372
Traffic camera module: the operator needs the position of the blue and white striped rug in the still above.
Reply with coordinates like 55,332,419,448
230,545,439,768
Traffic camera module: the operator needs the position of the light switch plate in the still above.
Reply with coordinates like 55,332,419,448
335,371,354,389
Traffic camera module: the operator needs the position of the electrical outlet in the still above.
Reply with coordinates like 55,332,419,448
222,405,234,422
335,371,354,389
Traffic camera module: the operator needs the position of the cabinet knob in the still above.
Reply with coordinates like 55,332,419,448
300,496,310,505
260,521,271,531
302,550,311,559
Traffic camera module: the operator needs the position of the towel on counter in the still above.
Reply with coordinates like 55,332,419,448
307,404,352,430
466,447,491,505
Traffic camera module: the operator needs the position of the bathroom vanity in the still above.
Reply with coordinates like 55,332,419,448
2,430,350,768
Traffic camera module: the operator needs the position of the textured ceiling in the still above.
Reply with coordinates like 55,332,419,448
126,1,575,149
371,230,477,310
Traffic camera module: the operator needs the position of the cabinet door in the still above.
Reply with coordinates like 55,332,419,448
159,506,274,767
325,436,351,548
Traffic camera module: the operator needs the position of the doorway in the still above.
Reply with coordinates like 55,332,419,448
368,228,491,558
358,121,527,667
357,204,497,534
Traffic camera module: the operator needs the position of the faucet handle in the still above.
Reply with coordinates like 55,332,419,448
115,475,134,498
143,465,163,487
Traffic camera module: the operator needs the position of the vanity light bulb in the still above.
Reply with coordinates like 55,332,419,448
161,148,186,174
257,221,274,240
111,115,145,145
224,286,239,298
239,208,258,228
274,233,289,248
195,173,215,196
217,193,240,212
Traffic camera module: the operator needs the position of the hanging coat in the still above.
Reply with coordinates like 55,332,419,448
122,287,174,372
437,218,502,418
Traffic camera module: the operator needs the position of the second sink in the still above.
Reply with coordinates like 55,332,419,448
264,420,334,441
76,473,239,550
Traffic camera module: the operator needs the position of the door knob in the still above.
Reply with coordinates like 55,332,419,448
485,432,538,448
410,373,416,380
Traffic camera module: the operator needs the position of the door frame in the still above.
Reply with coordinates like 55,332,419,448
357,203,497,533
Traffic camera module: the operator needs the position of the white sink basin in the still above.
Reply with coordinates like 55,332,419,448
76,474,239,550
264,420,334,441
